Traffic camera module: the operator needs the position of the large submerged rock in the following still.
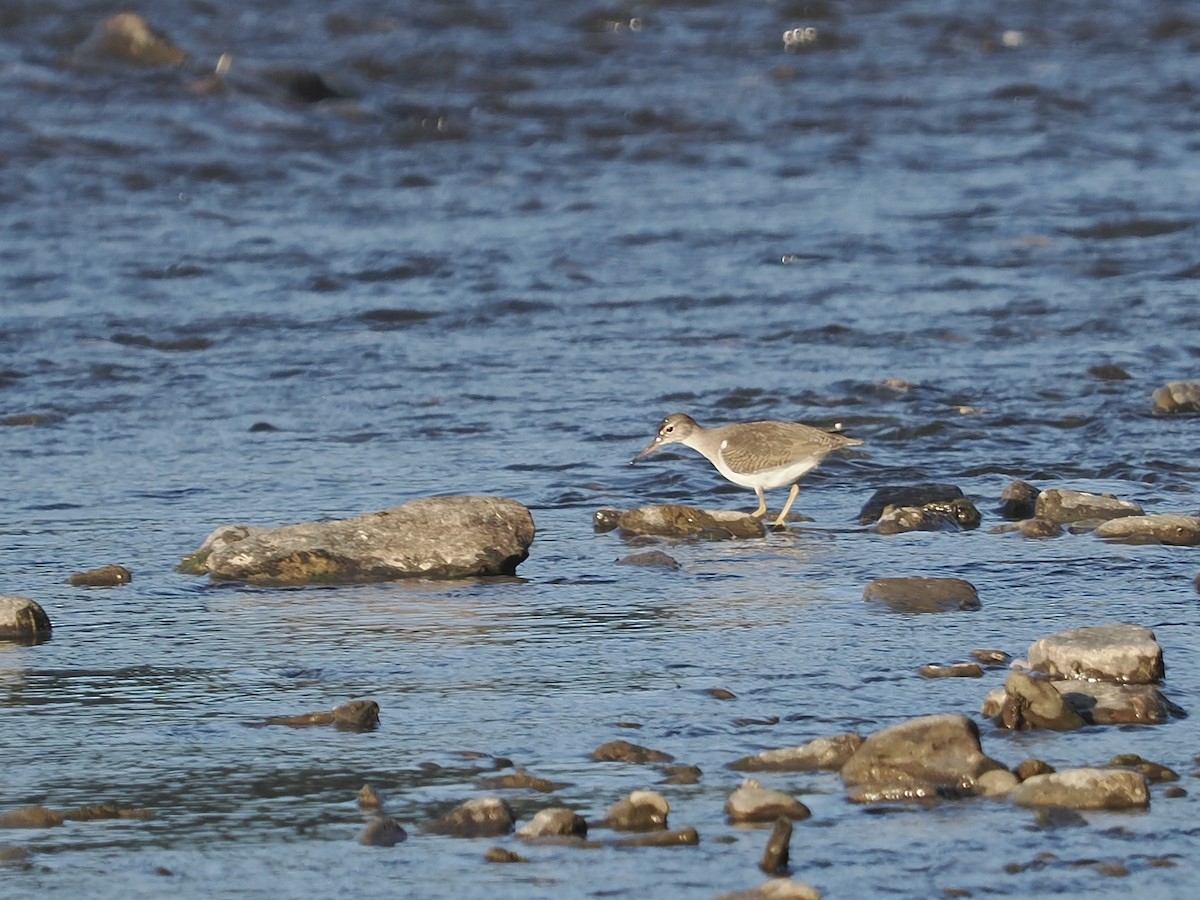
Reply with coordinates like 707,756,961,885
1027,623,1163,684
594,505,764,539
179,496,535,584
0,596,52,644
1093,514,1200,546
1009,768,1150,810
1034,489,1143,525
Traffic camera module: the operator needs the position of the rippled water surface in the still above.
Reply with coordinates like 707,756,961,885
3,1,1200,897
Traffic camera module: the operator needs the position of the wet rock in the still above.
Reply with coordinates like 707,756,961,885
1088,363,1131,381
262,699,380,731
179,496,535,584
609,505,765,540
0,806,64,828
616,549,681,569
593,508,621,532
75,13,187,67
1027,623,1164,683
759,817,792,874
1013,759,1056,781
0,596,52,643
875,498,981,534
62,803,153,822
729,733,864,773
591,739,674,764
1094,514,1200,546
998,480,1041,519
919,662,984,679
613,827,700,848
484,846,528,863
661,765,703,785
846,782,950,804
517,807,587,839
1009,768,1150,810
992,672,1086,730
857,484,964,524
983,680,1178,726
975,769,1019,797
357,784,382,811
1151,380,1200,413
717,877,822,900
1002,517,1064,539
426,797,515,837
0,845,32,867
971,648,1011,667
67,564,132,587
863,577,980,613
476,770,570,792
359,816,407,847
1034,489,1143,525
725,779,811,824
1106,754,1179,783
840,714,1006,791
599,790,669,831
707,687,737,700
1033,807,1087,829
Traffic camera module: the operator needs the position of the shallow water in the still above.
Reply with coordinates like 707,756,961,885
2,1,1200,896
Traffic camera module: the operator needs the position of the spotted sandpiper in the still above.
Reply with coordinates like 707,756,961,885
632,413,863,527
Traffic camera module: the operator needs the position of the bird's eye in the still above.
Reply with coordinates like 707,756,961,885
664,425,674,433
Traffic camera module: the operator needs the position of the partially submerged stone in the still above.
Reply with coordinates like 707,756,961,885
1034,489,1143,525
517,807,587,839
1027,624,1164,683
613,827,699,848
998,480,1040,519
591,739,674,764
606,505,765,540
0,806,64,828
983,680,1179,726
759,817,792,875
729,733,864,773
717,877,822,900
863,577,980,613
179,496,535,584
616,550,681,569
75,13,188,67
993,672,1086,731
67,565,132,587
919,662,984,679
476,770,570,792
0,596,52,644
359,816,407,847
1009,768,1150,810
857,484,964,524
426,797,515,837
1151,380,1200,413
599,790,669,831
261,699,380,731
840,714,1006,792
1094,514,1200,546
875,499,981,534
1105,754,1179,783
725,779,811,824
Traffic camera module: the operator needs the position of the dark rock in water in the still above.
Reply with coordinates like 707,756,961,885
476,770,570,792
1027,623,1164,684
610,505,765,540
1094,514,1200,546
759,818,792,875
863,577,980,613
178,496,535,584
1013,759,1056,781
919,662,984,679
359,816,407,847
1151,380,1200,413
998,480,1041,519
970,648,1011,667
1033,806,1088,829
707,687,736,701
1034,488,1143,525
875,498,980,534
1010,517,1063,539
517,807,587,839
262,699,380,731
68,565,131,587
726,780,811,824
729,733,864,773
616,550,681,569
484,846,528,863
0,806,64,828
661,765,703,785
593,508,621,532
614,827,700,848
983,680,1178,726
1106,754,1179,783
591,740,674,764
993,672,1086,731
1088,364,1132,381
599,790,670,831
75,13,187,67
426,797,515,837
285,71,343,104
0,596,52,643
857,484,964,524
840,714,1006,792
249,421,279,433
1010,769,1149,810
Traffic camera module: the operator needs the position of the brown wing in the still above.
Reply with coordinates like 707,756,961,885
716,421,859,475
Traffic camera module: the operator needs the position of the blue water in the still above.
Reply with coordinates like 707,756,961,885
3,1,1199,896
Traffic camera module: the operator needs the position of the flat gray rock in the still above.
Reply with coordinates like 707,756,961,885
1009,768,1149,810
1094,514,1200,546
840,714,1006,791
1027,623,1164,684
729,733,864,773
863,577,980,613
983,679,1178,726
1034,488,1143,525
179,495,535,584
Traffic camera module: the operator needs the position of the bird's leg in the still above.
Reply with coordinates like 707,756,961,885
751,487,768,519
772,484,801,528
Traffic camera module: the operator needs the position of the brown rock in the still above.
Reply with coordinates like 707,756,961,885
717,877,822,900
0,806,64,828
0,596,52,643
179,496,535,584
863,577,980,613
68,565,132,587
591,740,674,764
476,770,570,792
517,807,587,839
613,827,700,847
1105,754,1179,783
1010,768,1150,810
616,550,681,569
614,505,765,540
426,797,515,837
995,672,1086,731
1013,759,1056,781
1034,489,1143,525
263,699,379,731
970,648,1011,667
840,714,1006,790
857,484,964,523
760,818,792,875
725,779,811,824
998,481,1041,519
1027,623,1164,684
358,816,407,847
75,13,187,67
1151,380,1200,413
357,785,382,811
1094,514,1200,546
599,790,669,831
876,498,981,534
729,733,864,773
484,846,528,863
919,662,984,679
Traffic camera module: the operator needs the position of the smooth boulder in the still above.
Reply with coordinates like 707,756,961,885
0,596,52,643
1027,624,1164,683
984,680,1178,726
730,733,864,773
863,577,980,613
840,714,1006,791
600,505,765,539
1151,381,1200,413
179,496,535,584
1010,768,1150,810
517,808,587,839
726,780,811,824
1034,489,1143,525
1094,514,1200,546
598,790,669,831
857,484,964,524
991,672,1085,730
426,797,515,837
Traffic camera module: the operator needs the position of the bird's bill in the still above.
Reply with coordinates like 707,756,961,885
632,436,663,463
